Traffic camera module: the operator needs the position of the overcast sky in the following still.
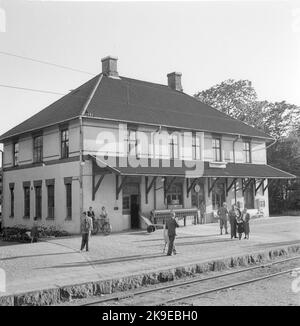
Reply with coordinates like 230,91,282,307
0,0,299,140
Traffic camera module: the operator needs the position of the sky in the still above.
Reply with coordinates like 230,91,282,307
0,0,299,142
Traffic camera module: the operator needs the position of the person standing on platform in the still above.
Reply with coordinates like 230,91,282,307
242,207,251,239
87,206,95,223
80,212,93,252
229,204,238,239
166,211,179,256
217,202,229,235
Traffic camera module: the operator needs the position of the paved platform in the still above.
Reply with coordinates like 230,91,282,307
0,216,300,305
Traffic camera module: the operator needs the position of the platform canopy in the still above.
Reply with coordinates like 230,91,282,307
89,155,296,179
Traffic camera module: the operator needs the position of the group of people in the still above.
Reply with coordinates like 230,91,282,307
217,203,250,240
80,206,108,252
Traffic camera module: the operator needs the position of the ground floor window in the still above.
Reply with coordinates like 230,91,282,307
166,183,183,206
66,183,72,219
122,183,139,214
191,183,205,208
244,182,255,209
10,186,14,217
35,186,42,219
47,184,55,218
23,186,30,218
212,182,225,210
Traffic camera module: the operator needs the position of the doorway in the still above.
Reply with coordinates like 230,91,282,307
130,194,140,229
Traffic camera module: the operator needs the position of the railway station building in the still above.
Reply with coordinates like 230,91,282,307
0,56,295,233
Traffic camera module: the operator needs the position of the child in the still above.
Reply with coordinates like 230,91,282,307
236,215,244,240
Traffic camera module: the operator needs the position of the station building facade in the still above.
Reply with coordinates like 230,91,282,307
0,56,295,233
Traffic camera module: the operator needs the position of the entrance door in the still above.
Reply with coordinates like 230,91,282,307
130,194,140,229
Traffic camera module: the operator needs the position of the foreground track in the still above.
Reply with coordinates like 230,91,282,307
79,255,300,306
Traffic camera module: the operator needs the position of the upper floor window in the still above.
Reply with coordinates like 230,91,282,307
192,133,201,160
243,141,251,163
212,138,221,162
13,142,19,166
169,134,179,159
127,129,139,157
61,129,69,159
33,135,43,163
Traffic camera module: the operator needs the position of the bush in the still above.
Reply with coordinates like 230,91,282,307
0,224,70,242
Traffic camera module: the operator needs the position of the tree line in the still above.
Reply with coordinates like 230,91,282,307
195,79,300,215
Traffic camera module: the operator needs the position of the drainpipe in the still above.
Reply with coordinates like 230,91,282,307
233,135,240,204
79,117,84,217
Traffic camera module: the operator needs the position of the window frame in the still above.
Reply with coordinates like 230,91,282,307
10,186,14,217
169,134,180,160
33,135,43,163
61,129,69,159
13,141,19,166
34,185,42,219
243,141,252,163
166,182,183,206
212,137,222,162
23,186,30,218
192,133,201,160
47,184,55,219
65,183,72,220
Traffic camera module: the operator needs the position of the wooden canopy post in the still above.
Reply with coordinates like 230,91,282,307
116,175,128,200
226,178,237,196
208,177,219,196
145,176,157,204
255,178,265,195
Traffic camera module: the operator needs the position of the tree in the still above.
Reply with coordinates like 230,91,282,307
195,79,300,214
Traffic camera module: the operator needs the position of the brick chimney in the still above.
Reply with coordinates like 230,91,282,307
167,72,183,92
101,56,119,78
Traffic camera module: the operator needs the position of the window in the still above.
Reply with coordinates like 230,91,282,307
212,138,221,162
47,184,55,218
122,183,139,213
191,183,205,207
122,195,130,210
169,134,179,159
166,183,183,206
212,182,225,210
13,142,19,166
10,186,14,217
35,186,42,218
127,129,139,157
24,186,30,218
192,134,201,160
61,129,69,159
66,183,72,219
33,135,43,163
243,141,251,163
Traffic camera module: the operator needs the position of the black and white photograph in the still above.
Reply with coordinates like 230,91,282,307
0,0,299,312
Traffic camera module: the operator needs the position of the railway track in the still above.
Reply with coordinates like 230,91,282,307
79,255,300,306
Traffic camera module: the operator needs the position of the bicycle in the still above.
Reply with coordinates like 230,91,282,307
92,217,112,235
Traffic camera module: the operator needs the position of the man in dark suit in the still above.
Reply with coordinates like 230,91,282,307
166,211,179,256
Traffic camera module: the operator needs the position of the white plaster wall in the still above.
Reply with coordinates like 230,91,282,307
2,161,81,233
